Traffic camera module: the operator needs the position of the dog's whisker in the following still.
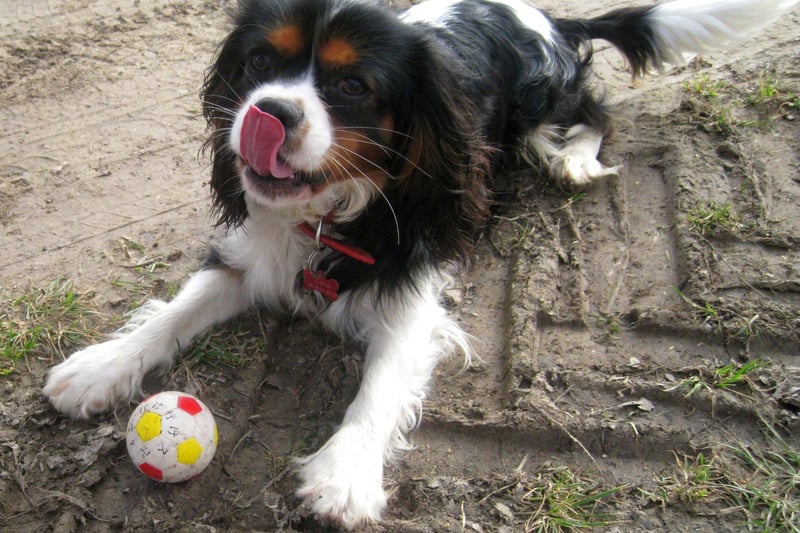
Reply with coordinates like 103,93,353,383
335,126,414,139
205,68,244,104
201,103,238,119
201,93,242,107
328,142,394,181
331,130,434,181
325,150,401,245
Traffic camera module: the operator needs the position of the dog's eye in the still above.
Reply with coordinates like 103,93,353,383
338,77,369,97
249,51,273,73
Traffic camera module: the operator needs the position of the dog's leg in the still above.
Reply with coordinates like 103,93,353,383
43,266,250,419
527,124,621,188
296,280,468,529
548,124,621,187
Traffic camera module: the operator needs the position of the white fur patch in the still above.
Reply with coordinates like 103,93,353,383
486,0,553,42
526,124,621,187
648,0,800,67
401,0,460,27
402,0,553,42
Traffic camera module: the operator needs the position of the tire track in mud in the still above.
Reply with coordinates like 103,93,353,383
415,19,800,526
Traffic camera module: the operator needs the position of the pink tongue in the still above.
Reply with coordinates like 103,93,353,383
240,105,296,178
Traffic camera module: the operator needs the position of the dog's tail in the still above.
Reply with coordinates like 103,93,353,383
556,0,799,77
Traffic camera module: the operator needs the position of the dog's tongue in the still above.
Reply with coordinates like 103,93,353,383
240,105,295,178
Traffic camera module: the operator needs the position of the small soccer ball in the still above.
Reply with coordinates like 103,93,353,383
126,391,218,483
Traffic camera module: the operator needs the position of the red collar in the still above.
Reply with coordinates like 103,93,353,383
296,220,376,266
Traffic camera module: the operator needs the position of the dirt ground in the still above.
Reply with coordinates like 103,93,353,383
1,0,799,531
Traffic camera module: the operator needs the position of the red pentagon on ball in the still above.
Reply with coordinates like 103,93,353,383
139,462,164,481
177,395,203,415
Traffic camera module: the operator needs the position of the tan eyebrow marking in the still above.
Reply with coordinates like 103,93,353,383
319,38,360,68
266,25,304,56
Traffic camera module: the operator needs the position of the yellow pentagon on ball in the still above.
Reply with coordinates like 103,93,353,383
135,412,162,442
176,437,203,465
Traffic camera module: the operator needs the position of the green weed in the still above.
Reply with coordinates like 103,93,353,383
110,277,152,295
184,327,264,369
118,236,146,254
671,452,723,503
593,314,623,338
683,71,800,133
714,359,770,390
0,279,96,374
654,423,799,532
744,72,781,107
722,425,800,531
684,74,726,100
519,466,623,532
780,94,800,113
673,287,720,324
686,201,739,236
673,359,769,398
681,75,733,134
710,106,735,135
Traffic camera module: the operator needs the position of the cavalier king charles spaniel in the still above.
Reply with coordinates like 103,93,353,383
44,0,795,527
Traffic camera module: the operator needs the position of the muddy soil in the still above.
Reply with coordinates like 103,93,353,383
1,0,798,532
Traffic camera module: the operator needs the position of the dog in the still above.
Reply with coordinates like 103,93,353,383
44,0,796,527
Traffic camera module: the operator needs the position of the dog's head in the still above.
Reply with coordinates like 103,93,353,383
202,0,490,282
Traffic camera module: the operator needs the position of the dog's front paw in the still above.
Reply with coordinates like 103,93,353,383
43,339,146,419
295,427,387,530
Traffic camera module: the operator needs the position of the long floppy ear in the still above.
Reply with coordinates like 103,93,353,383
201,25,249,228
397,39,492,265
329,36,492,295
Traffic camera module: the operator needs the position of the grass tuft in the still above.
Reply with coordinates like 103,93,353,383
0,279,97,374
713,359,771,390
686,201,740,237
671,359,770,398
670,452,725,504
653,423,799,532
679,71,800,133
184,326,265,369
518,466,623,532
743,72,780,107
722,426,800,531
684,75,726,100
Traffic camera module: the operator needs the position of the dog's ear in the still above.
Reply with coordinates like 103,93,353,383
393,36,491,264
201,28,249,228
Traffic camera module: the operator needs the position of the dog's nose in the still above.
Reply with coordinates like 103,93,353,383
253,98,304,130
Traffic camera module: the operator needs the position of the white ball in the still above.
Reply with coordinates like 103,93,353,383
126,391,218,483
